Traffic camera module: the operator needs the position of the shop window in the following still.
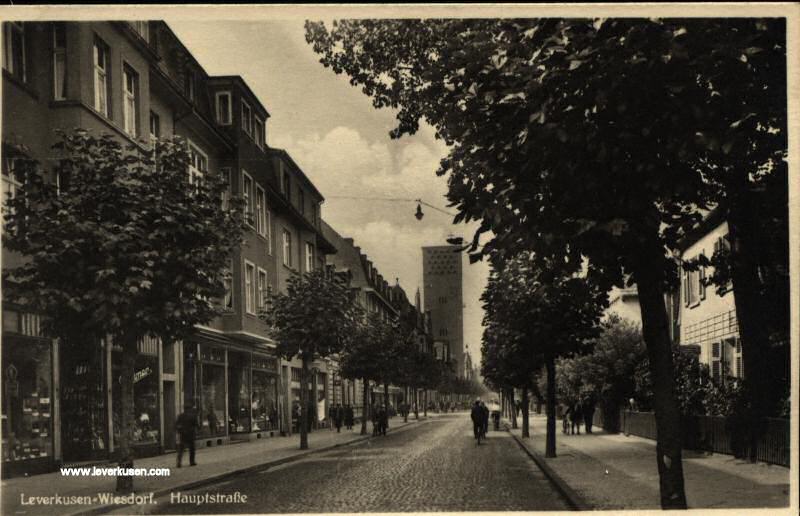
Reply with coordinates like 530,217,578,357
112,347,160,449
252,370,278,432
59,340,106,462
228,352,250,433
2,340,53,464
200,361,225,438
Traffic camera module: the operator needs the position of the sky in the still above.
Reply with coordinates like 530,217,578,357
168,20,489,369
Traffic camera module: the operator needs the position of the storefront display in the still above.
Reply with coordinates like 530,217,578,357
112,348,160,450
200,345,226,438
228,352,251,434
252,371,278,432
60,340,107,462
2,339,54,466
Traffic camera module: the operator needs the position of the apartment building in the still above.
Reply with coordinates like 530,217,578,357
1,20,335,477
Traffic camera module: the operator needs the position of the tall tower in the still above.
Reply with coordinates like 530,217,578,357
422,245,465,378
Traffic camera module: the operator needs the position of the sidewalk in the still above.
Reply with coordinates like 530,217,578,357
507,414,791,511
2,417,426,516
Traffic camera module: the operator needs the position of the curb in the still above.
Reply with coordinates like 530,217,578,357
503,423,592,511
72,419,426,516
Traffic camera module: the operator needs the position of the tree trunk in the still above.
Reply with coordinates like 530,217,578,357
728,202,774,460
115,336,138,493
545,357,557,458
299,355,310,450
360,378,369,435
509,389,518,429
414,388,419,419
635,256,688,509
521,387,530,438
423,390,428,417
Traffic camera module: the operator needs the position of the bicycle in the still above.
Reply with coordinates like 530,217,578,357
475,424,486,445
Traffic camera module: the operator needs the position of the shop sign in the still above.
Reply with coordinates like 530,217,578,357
133,366,153,384
252,355,278,372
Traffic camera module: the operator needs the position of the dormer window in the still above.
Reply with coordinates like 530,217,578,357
241,100,252,136
254,117,264,149
129,21,149,43
216,91,232,125
184,70,195,102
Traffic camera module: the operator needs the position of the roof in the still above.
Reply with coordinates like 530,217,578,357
676,207,726,252
208,75,271,119
268,148,325,201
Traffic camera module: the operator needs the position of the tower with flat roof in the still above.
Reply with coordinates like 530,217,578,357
422,245,465,378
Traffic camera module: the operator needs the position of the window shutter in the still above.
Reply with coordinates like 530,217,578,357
683,269,690,306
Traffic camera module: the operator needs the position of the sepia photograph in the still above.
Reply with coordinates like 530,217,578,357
0,3,797,515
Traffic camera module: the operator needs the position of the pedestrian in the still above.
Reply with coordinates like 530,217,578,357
344,404,354,430
479,401,490,438
570,402,583,435
372,404,381,436
328,403,336,432
175,405,198,468
562,403,571,434
470,399,483,441
334,403,343,433
582,396,596,434
380,406,388,435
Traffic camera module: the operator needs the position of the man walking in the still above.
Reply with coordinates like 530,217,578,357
334,403,344,433
471,399,484,441
175,405,198,468
344,404,354,430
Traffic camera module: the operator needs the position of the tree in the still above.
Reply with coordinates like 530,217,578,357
556,315,647,433
339,310,388,435
264,268,360,449
482,253,605,452
304,19,786,507
3,130,245,492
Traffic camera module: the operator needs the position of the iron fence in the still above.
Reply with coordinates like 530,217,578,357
612,410,789,467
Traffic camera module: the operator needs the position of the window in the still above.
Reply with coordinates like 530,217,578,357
149,111,160,140
298,189,305,215
123,64,139,137
698,250,707,301
281,164,291,199
255,185,266,237
241,170,254,227
683,264,700,307
221,167,232,211
188,142,207,186
265,209,272,254
245,261,256,314
257,268,268,311
223,259,233,311
254,117,264,148
53,23,66,99
130,21,149,42
2,157,21,223
241,100,252,136
3,22,26,82
215,91,231,125
282,229,292,268
305,242,314,272
184,70,195,101
93,37,110,116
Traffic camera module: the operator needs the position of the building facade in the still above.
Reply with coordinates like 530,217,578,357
422,246,465,378
1,20,335,477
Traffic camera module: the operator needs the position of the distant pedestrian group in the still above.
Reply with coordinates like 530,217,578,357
562,397,596,435
328,403,355,432
372,405,388,436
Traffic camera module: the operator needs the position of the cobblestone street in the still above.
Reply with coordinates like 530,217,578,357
150,414,569,513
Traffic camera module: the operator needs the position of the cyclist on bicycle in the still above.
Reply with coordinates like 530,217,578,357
471,399,484,441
